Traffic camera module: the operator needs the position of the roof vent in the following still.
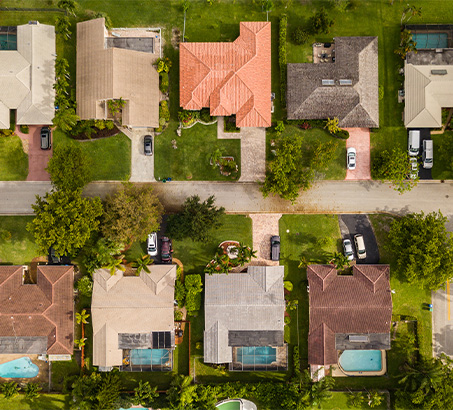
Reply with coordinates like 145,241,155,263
28,21,38,25
322,79,335,86
339,79,352,85
349,335,369,343
431,69,447,75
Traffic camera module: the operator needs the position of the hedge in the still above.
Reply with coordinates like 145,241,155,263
279,15,288,108
185,274,203,316
334,129,349,139
160,72,169,94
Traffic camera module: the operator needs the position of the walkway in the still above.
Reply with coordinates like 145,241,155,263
123,127,156,182
432,282,453,358
344,128,371,180
249,213,282,266
217,117,266,182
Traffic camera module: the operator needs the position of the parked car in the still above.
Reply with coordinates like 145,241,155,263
144,135,153,156
354,234,367,260
271,235,280,261
161,237,173,263
422,139,433,169
347,147,356,170
342,238,354,261
48,247,60,264
40,127,51,150
408,129,420,156
147,232,158,257
409,157,418,180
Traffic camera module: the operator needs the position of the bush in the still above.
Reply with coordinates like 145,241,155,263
292,27,309,45
160,72,169,94
174,309,183,321
178,110,200,126
160,101,170,124
20,125,29,134
379,84,384,100
76,276,93,297
0,229,12,242
224,115,240,133
310,7,334,34
175,280,186,307
284,281,293,292
279,15,288,107
334,129,349,139
293,346,301,379
185,274,203,316
200,108,212,123
284,316,291,325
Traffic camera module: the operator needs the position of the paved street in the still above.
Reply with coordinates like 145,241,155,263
432,282,453,358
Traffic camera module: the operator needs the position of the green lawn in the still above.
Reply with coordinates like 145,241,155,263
154,122,241,181
432,131,453,180
0,216,40,264
319,391,387,410
53,129,131,181
0,135,28,180
0,394,69,409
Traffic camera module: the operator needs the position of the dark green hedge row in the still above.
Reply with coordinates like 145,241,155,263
279,15,288,108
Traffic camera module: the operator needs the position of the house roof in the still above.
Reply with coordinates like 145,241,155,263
204,266,285,364
0,265,74,355
179,22,271,128
91,265,176,368
0,22,55,129
76,18,159,128
307,264,392,366
287,37,379,128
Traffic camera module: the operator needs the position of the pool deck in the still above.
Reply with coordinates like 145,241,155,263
331,350,387,377
0,354,49,385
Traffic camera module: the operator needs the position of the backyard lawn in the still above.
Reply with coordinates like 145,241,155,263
0,135,28,180
320,391,387,410
53,129,131,181
0,394,69,409
154,122,241,181
432,131,453,180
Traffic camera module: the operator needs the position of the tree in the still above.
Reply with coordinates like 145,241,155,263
310,7,334,34
76,276,93,297
1,382,20,400
292,27,309,45
74,338,87,348
53,107,80,132
102,183,163,247
102,256,126,276
395,29,417,59
55,15,71,40
185,274,203,316
76,309,90,325
299,369,335,408
182,0,190,41
233,244,257,266
81,237,124,274
325,117,340,134
167,195,225,242
27,189,103,257
372,147,417,193
401,4,422,24
133,380,158,407
367,390,384,408
57,0,76,16
24,382,41,400
347,391,365,407
331,252,350,270
46,145,92,191
133,254,153,274
261,0,274,21
387,211,453,290
168,375,198,410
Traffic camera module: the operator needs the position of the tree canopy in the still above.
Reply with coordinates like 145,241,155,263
387,211,453,290
101,183,163,247
28,189,103,257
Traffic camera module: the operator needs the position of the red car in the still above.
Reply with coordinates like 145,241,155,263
161,237,173,263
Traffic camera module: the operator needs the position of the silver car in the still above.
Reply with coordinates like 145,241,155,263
342,239,354,261
147,232,158,256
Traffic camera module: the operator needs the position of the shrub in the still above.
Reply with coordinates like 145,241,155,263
293,346,301,379
0,229,12,242
310,7,334,34
196,341,203,350
93,11,113,29
379,84,384,100
224,115,240,132
160,101,170,123
20,125,29,134
200,108,212,123
76,276,93,297
175,280,186,307
160,72,169,94
284,280,293,292
185,274,203,316
334,129,349,139
174,309,183,321
292,27,309,45
178,110,199,126
284,316,291,325
279,15,288,107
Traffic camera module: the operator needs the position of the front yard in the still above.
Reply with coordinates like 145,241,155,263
0,135,28,181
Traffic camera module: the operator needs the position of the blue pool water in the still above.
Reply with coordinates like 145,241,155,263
236,346,276,365
0,357,39,378
130,349,170,365
412,33,448,49
339,350,382,372
0,34,17,50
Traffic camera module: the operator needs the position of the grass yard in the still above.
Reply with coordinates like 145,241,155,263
154,122,241,181
0,135,28,180
320,391,387,410
53,129,131,181
0,394,69,409
0,216,40,264
432,131,453,180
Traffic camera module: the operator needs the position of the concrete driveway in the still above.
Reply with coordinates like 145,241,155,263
432,282,453,358
128,129,155,182
338,214,379,264
16,125,52,181
249,213,281,265
344,128,371,180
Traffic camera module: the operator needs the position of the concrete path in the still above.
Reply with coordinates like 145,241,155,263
249,213,282,265
432,283,453,358
124,127,156,182
344,128,371,180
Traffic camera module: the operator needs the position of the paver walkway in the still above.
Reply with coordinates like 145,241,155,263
344,127,371,180
432,283,453,358
124,127,156,182
217,117,266,182
249,213,282,266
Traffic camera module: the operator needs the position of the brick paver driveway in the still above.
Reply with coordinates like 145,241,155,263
16,125,52,181
344,128,371,180
249,213,282,266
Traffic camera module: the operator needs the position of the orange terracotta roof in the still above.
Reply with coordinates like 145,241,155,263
180,22,271,128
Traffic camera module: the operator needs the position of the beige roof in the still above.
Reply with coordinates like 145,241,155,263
91,266,176,368
404,62,453,128
0,23,55,128
76,18,159,128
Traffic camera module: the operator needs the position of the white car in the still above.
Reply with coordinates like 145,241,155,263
342,239,354,261
347,147,356,170
409,157,418,180
147,233,158,256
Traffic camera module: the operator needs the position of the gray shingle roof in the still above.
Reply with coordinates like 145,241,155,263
287,37,379,128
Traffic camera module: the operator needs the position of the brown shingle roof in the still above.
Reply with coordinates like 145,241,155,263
0,265,74,355
287,37,379,128
307,264,392,366
179,22,271,128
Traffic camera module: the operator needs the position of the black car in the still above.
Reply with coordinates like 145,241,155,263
40,127,51,150
161,236,173,263
144,135,153,156
48,247,60,264
271,235,280,261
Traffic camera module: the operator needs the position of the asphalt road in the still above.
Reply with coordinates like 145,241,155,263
338,214,379,264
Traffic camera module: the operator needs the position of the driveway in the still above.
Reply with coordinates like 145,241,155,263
418,129,432,180
127,128,155,182
249,213,282,265
16,125,52,181
344,128,371,180
338,214,379,264
432,282,453,358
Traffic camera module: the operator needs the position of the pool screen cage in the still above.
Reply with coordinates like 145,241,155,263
0,26,17,50
120,349,173,372
405,24,453,49
229,345,288,372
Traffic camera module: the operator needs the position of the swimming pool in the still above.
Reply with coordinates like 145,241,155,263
0,357,39,378
412,32,448,49
130,348,170,365
236,346,276,365
0,34,17,50
339,350,382,372
216,400,241,410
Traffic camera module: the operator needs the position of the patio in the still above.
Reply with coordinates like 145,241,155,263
107,27,162,61
313,42,335,64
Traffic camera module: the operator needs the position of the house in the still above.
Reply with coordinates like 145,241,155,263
307,264,392,377
0,22,55,129
0,265,73,359
179,22,271,128
76,18,159,128
204,266,287,371
91,266,176,371
404,25,453,128
287,37,379,128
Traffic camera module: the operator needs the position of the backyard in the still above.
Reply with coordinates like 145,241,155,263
0,135,28,181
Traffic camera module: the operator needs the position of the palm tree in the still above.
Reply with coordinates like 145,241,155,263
234,244,257,266
76,309,90,325
57,0,76,16
261,0,274,22
367,390,384,408
74,338,87,349
168,375,197,409
401,4,422,24
55,15,71,40
398,358,443,395
133,254,153,275
331,251,350,270
182,0,190,42
102,255,125,276
1,382,20,400
24,382,41,400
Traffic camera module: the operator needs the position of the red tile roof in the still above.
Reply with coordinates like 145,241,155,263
0,266,74,355
180,22,271,128
307,265,392,365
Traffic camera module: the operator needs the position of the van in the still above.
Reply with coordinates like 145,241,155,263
423,139,433,169
354,234,367,260
408,130,420,156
